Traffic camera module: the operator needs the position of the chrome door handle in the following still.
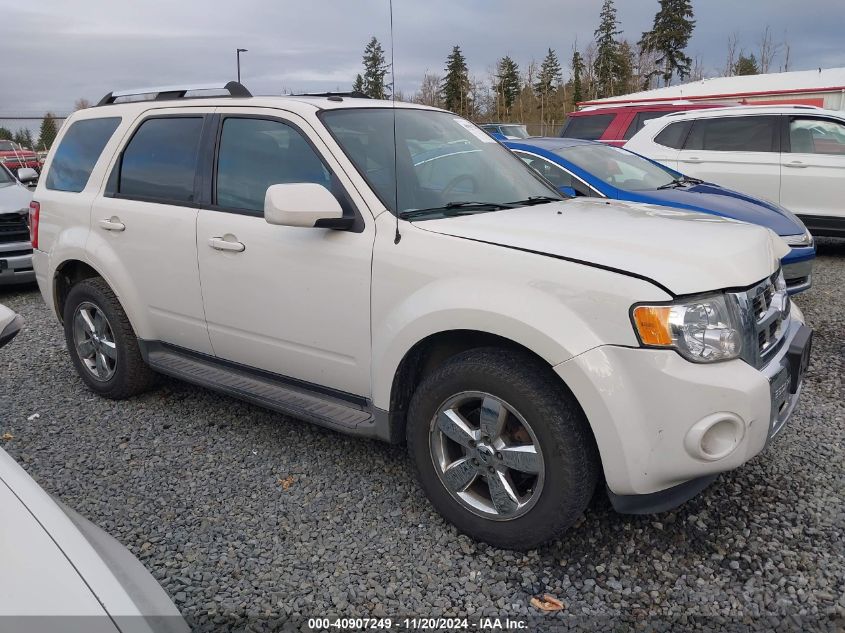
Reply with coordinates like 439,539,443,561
208,236,245,252
681,157,701,163
783,161,808,168
98,217,125,232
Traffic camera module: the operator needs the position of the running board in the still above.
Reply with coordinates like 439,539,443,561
141,342,380,437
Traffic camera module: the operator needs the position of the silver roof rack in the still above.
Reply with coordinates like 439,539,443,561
96,81,251,106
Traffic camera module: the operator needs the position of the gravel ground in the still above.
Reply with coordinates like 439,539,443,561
1,241,843,632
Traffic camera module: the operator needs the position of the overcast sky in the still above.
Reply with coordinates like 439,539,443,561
1,0,844,122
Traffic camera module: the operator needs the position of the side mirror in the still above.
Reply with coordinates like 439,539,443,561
559,186,577,197
17,167,38,185
0,307,23,349
264,183,351,229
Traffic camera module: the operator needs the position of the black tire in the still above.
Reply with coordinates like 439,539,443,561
407,347,600,550
63,277,156,399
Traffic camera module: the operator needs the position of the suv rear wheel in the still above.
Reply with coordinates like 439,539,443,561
407,347,599,549
63,278,156,399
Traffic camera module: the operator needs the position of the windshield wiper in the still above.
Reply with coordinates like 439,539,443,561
506,195,563,206
656,176,704,190
398,201,516,220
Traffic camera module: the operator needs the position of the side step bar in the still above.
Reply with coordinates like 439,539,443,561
141,342,385,438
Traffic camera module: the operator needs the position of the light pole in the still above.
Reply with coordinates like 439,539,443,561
236,48,248,83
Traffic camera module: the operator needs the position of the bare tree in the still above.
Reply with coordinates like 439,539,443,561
690,55,705,81
723,32,739,77
781,30,792,72
758,25,781,74
74,98,92,110
413,72,442,108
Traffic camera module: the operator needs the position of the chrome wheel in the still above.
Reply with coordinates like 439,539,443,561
429,391,545,521
72,302,117,382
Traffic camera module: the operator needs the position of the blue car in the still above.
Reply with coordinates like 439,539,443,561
505,138,815,294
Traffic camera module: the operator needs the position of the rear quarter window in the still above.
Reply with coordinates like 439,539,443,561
561,114,615,140
653,121,691,149
45,117,121,192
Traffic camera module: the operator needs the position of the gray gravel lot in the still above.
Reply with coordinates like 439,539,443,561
1,242,843,632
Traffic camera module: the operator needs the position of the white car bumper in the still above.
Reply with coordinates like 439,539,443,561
556,305,810,509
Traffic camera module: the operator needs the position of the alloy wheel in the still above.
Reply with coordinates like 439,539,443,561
72,301,117,382
429,391,545,521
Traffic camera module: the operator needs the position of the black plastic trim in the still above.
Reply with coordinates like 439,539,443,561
608,473,718,515
797,214,845,238
139,340,369,408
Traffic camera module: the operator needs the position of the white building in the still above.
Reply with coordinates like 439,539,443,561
579,67,845,111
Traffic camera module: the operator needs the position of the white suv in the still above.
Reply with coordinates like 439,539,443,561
625,105,845,238
31,83,812,549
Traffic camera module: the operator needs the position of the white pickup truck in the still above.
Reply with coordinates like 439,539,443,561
30,83,812,549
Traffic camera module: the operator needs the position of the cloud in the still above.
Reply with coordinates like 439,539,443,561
1,0,843,119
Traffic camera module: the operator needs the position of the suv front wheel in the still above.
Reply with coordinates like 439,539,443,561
63,278,156,399
407,347,600,550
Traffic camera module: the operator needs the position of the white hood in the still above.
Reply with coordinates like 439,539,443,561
416,199,787,296
0,181,32,213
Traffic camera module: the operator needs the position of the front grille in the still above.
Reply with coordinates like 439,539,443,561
0,213,30,245
730,271,790,370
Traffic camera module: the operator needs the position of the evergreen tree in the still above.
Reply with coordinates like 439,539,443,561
734,53,759,76
0,127,12,141
13,129,35,149
639,0,695,87
534,48,562,99
534,48,562,130
361,37,390,99
571,49,585,104
37,113,58,151
352,73,364,94
615,40,635,95
494,56,521,116
441,45,471,116
594,0,622,98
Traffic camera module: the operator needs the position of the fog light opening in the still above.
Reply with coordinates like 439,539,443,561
685,413,745,462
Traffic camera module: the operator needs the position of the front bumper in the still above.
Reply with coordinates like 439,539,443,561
0,240,34,285
555,306,809,502
782,250,814,295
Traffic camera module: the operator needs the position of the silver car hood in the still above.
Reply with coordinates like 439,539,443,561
0,181,32,214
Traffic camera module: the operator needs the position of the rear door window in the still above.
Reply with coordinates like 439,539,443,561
45,117,121,192
118,117,204,202
685,116,779,152
561,114,615,140
788,117,845,155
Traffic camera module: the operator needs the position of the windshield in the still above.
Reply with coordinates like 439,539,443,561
321,109,559,218
499,125,530,139
0,141,20,152
0,166,14,185
555,143,677,191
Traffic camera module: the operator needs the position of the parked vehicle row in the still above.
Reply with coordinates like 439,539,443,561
0,139,41,176
625,105,845,238
28,82,812,549
505,137,815,294
0,164,36,286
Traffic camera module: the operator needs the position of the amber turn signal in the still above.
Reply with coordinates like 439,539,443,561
632,306,673,346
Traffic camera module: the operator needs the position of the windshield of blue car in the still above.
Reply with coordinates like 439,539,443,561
555,143,678,191
321,108,559,218
499,125,530,139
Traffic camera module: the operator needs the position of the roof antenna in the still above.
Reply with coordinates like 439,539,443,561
389,0,401,244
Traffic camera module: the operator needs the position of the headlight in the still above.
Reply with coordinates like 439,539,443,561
632,294,742,363
782,230,814,248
